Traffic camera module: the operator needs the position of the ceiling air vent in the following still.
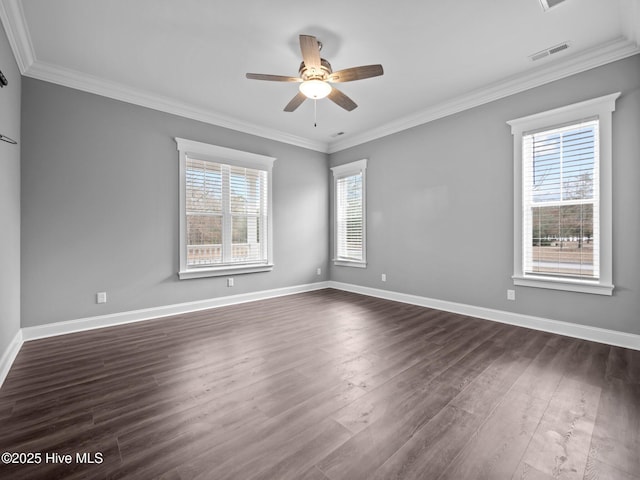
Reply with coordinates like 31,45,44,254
530,42,570,61
539,0,568,11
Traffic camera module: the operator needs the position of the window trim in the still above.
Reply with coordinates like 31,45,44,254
331,159,367,268
507,93,619,295
176,138,275,280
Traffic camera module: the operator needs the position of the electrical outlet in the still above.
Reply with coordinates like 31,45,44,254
507,289,515,301
381,273,387,282
317,267,322,276
96,292,107,304
227,278,234,287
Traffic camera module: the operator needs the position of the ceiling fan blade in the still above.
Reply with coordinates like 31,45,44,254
299,35,321,71
328,87,358,111
246,73,302,82
328,64,384,82
284,91,307,112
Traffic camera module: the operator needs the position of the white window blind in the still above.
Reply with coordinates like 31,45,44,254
186,158,268,267
176,138,275,279
523,119,599,279
336,174,364,261
332,159,367,267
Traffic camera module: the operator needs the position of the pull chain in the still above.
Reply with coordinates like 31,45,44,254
314,99,317,127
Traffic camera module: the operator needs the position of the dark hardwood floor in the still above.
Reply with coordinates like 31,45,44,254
0,288,638,479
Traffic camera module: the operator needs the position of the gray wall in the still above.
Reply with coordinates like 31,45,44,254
21,79,329,327
0,23,21,355
16,53,640,337
329,54,640,336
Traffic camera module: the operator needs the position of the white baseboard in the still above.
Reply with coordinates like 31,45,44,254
0,329,23,389
21,281,330,342
328,281,640,351
2,282,328,388
2,279,638,389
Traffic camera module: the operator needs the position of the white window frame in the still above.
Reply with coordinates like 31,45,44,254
331,159,367,268
507,93,619,295
176,138,275,280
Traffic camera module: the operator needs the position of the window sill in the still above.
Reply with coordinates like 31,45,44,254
333,260,367,268
179,264,274,280
513,275,613,296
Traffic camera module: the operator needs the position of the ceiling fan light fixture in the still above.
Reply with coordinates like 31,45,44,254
299,79,332,99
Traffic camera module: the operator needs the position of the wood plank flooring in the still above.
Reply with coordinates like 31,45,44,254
0,288,638,479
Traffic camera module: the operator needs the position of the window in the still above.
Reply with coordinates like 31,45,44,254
176,138,275,279
524,120,599,279
331,159,367,267
508,93,619,295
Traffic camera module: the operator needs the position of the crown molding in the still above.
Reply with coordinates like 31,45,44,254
0,0,328,153
24,60,329,153
2,0,638,155
0,0,34,72
620,0,640,46
327,37,640,153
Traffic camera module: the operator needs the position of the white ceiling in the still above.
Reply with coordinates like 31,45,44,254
1,0,639,152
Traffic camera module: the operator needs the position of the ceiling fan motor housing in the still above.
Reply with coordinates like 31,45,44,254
299,58,333,81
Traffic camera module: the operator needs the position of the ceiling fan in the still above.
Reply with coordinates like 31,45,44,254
246,34,384,112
